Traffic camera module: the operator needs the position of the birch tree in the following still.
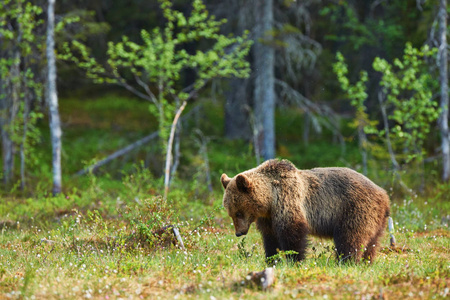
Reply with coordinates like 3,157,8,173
254,0,276,160
438,0,449,182
61,0,252,197
0,0,44,188
47,0,62,194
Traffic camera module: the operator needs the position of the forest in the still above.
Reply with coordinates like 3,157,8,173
0,0,449,299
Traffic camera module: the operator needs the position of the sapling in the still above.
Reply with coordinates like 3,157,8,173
61,0,252,199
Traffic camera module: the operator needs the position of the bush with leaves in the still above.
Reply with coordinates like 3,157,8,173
0,0,45,188
334,43,440,187
60,0,251,155
373,43,439,165
333,52,378,174
60,0,252,197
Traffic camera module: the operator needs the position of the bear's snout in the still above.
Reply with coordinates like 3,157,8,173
235,232,246,237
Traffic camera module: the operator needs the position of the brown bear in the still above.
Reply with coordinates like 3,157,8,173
220,159,390,263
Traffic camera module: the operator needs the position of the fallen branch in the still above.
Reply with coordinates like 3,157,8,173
245,268,275,290
388,217,396,247
172,227,185,250
75,131,159,176
152,225,185,250
74,105,202,176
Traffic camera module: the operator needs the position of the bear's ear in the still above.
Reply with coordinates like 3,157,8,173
236,174,252,193
221,174,231,189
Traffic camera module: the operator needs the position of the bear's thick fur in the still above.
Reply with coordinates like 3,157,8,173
220,159,390,263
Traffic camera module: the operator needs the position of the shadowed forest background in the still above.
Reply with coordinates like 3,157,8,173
0,0,449,298
1,0,449,197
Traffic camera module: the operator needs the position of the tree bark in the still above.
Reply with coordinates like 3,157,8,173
212,0,254,141
439,0,449,182
378,92,400,171
358,127,368,175
47,0,62,195
164,100,188,199
225,78,251,140
0,85,9,185
20,95,30,191
169,122,181,182
253,0,276,160
1,48,21,186
1,104,16,186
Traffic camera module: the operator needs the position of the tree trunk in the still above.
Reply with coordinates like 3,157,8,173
1,123,15,186
253,0,276,160
170,122,181,182
225,78,251,140
0,83,9,185
1,48,21,186
20,96,30,191
358,126,368,175
378,92,400,171
439,0,449,182
211,0,254,141
47,0,62,195
164,100,188,199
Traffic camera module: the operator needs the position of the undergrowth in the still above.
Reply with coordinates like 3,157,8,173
0,166,449,299
0,95,449,299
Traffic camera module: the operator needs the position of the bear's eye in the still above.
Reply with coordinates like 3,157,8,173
235,212,243,218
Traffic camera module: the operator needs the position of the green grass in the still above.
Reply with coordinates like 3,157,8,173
0,179,449,299
1,93,449,298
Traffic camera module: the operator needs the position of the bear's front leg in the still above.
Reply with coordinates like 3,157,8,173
275,219,309,262
256,217,280,261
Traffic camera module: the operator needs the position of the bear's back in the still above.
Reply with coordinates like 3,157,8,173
309,167,386,196
301,167,389,237
256,159,297,178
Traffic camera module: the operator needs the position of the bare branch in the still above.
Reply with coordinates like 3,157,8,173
133,74,158,106
115,77,155,103
74,105,202,176
75,131,159,176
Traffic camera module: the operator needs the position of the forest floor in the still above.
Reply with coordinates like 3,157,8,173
1,94,449,299
0,193,449,299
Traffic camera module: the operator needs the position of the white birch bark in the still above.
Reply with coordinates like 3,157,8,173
47,0,62,194
439,0,449,182
164,100,187,199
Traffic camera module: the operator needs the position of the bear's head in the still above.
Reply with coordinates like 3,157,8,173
221,173,270,237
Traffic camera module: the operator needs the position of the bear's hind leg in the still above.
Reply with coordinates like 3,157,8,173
333,228,367,263
363,224,385,262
